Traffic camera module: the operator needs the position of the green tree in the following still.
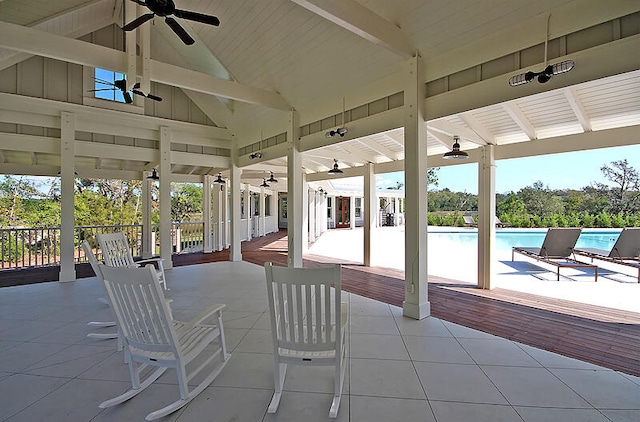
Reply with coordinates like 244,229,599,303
171,183,203,222
518,181,564,218
597,159,640,214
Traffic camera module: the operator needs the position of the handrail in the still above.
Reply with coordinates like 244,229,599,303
0,222,206,270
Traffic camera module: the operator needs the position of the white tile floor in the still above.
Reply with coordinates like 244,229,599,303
0,260,639,422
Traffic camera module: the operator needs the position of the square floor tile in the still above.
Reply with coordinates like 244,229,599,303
350,358,425,399
350,396,434,422
0,373,70,420
459,338,542,367
175,386,273,422
548,368,640,409
404,336,475,364
349,300,393,317
482,365,590,408
262,390,349,422
395,315,453,337
349,315,399,335
414,361,508,404
235,328,273,354
515,406,611,422
212,352,274,389
350,333,409,360
516,343,608,371
600,409,640,422
430,400,521,422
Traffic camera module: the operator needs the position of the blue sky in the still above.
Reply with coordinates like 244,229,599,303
376,144,640,194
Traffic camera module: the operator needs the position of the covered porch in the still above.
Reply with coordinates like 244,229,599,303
1,250,639,421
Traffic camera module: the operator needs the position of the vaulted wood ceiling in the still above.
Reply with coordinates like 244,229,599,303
0,0,638,188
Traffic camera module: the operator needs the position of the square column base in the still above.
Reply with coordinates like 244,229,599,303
402,301,431,320
58,269,76,283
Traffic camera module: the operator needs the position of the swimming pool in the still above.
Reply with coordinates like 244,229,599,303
427,229,622,252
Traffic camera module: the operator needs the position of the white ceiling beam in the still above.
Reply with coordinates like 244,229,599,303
502,103,536,140
290,0,414,58
428,120,488,145
0,92,232,143
361,136,401,161
0,0,117,71
426,130,452,148
564,87,591,132
171,151,230,169
0,21,290,110
459,112,496,145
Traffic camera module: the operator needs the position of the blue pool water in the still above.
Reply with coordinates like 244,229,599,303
428,229,622,252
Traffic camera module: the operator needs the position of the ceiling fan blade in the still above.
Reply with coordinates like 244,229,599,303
87,88,118,92
122,13,154,31
123,92,133,104
93,77,116,86
145,93,163,102
174,9,220,26
129,0,147,6
165,17,195,45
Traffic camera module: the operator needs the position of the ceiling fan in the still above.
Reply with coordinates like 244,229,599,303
122,0,220,45
89,78,162,104
508,60,575,87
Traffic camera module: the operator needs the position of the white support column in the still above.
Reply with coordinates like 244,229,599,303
349,194,356,229
59,112,76,282
260,186,266,237
243,185,251,240
364,163,376,267
403,55,430,320
478,145,496,289
159,127,172,269
222,182,229,249
308,187,316,242
287,110,304,267
315,191,321,239
203,174,213,253
212,180,221,250
394,197,399,226
141,173,153,258
230,149,242,261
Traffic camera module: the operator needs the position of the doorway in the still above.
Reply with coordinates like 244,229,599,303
336,196,350,228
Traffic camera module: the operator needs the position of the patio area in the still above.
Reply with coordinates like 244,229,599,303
1,256,639,421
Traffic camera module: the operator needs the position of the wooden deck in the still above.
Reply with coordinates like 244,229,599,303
174,230,640,377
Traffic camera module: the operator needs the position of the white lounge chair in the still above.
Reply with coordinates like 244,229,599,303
98,264,230,421
97,232,167,289
575,227,640,283
264,262,348,418
512,227,598,281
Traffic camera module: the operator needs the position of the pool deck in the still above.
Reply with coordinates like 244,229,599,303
172,227,640,377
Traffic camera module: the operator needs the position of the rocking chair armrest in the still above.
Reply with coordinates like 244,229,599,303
183,303,226,329
137,257,164,267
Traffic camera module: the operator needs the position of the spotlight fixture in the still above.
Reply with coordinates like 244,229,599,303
325,97,349,138
267,172,278,183
260,178,270,188
328,159,344,175
443,135,469,160
318,188,324,193
250,152,263,159
147,168,160,180
508,60,574,86
213,172,226,184
325,127,348,138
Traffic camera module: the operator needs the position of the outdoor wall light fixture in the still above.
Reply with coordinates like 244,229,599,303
328,159,344,175
442,135,469,160
267,172,278,183
147,168,160,180
213,172,226,184
250,152,262,159
260,178,270,188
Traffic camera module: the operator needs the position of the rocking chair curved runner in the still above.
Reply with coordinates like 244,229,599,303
98,264,230,421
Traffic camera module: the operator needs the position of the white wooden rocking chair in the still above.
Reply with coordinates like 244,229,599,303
97,232,167,289
98,264,230,421
82,240,122,347
264,262,348,418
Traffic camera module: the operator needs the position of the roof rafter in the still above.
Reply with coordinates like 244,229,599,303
564,87,591,132
502,103,536,140
0,21,291,111
289,0,414,58
428,120,488,145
